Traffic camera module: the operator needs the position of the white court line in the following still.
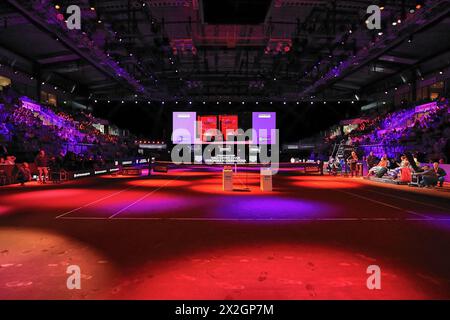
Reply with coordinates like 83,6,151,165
362,187,450,212
55,185,139,219
57,216,450,221
335,189,434,219
108,176,181,219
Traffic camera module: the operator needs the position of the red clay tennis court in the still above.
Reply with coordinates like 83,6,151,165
1,165,449,299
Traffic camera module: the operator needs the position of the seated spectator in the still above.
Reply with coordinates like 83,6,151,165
16,162,31,186
368,154,389,177
5,155,16,165
416,165,438,187
366,151,378,169
433,162,447,187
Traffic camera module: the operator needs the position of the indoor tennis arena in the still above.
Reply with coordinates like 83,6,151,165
0,0,450,304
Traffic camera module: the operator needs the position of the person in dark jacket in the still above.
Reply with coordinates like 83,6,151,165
433,162,447,187
35,149,49,183
416,165,438,187
16,162,31,186
366,152,378,169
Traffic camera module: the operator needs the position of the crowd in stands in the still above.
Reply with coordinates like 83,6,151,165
323,97,450,164
0,86,140,183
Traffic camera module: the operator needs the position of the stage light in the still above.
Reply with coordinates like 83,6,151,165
385,91,388,95
90,7,95,11
229,102,232,104
338,101,341,104
355,94,360,101
162,101,165,104
189,101,192,104
175,101,178,104
121,100,124,104
256,102,259,105
397,19,402,24
147,101,151,104
439,71,443,75
242,101,245,104
283,102,286,105
351,101,355,104
135,101,138,104
392,22,397,26
416,4,422,10
107,100,111,103
94,100,98,103
311,102,314,104
55,4,61,10
98,20,102,24
296,102,299,105
378,32,383,36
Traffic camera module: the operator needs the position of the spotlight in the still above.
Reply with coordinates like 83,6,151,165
416,4,422,10
392,22,397,26
55,4,61,10
90,7,95,11
94,100,98,103
121,100,124,104
355,94,360,101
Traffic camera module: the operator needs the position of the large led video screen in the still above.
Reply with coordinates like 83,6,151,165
252,112,276,144
172,111,276,145
172,112,196,144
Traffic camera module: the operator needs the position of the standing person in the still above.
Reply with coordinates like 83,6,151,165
347,151,359,177
35,149,49,184
433,162,447,187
